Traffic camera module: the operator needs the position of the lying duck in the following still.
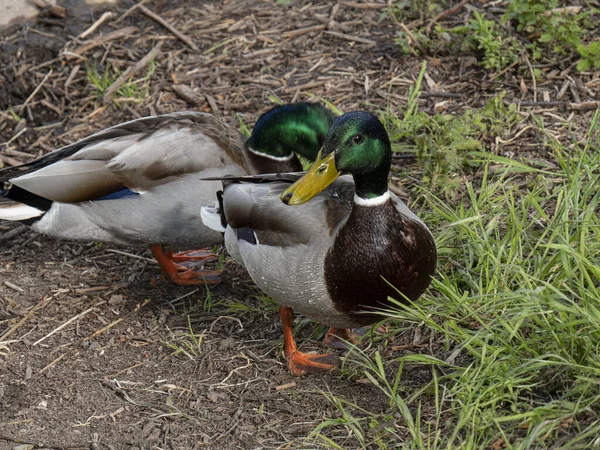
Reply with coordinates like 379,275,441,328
206,111,437,375
0,103,335,285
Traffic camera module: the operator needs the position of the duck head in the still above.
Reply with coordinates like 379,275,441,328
281,111,391,205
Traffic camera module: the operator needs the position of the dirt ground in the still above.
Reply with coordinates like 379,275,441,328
0,0,597,449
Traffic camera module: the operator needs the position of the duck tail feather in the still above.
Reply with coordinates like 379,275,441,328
201,191,227,233
0,201,44,222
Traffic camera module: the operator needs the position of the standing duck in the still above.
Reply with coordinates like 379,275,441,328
0,103,335,285
210,111,437,375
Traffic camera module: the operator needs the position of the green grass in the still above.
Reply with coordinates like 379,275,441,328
503,0,596,65
451,11,523,72
165,315,206,360
388,0,599,74
383,63,521,197
306,77,600,448
86,60,156,103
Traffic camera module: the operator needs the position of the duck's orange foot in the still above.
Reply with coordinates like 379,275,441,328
323,327,361,350
287,350,340,376
151,245,221,286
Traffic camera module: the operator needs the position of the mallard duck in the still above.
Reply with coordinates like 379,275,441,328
207,111,437,375
0,103,335,285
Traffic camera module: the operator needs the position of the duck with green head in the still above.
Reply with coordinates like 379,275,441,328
0,103,335,285
211,111,437,375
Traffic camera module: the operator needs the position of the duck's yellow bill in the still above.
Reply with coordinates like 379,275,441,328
281,151,340,205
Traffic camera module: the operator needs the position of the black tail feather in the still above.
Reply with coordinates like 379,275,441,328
216,190,227,229
4,185,52,211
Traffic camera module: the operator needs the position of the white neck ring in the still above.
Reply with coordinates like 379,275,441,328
353,191,391,206
247,146,295,161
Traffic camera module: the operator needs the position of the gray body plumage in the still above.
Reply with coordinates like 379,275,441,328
33,171,239,248
0,112,250,249
219,175,430,328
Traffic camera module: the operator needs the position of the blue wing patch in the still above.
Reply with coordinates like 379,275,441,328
96,188,140,201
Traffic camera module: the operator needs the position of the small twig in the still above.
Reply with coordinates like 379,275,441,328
0,296,52,342
524,55,537,102
0,419,34,427
105,361,143,378
114,0,147,23
209,316,244,333
426,0,470,35
323,30,376,46
74,285,111,294
0,433,88,449
104,248,157,264
513,100,600,111
489,60,520,81
63,26,138,61
495,125,535,145
103,41,163,104
38,299,150,374
33,307,95,346
18,69,53,113
39,352,67,374
5,127,28,146
282,24,326,38
64,64,80,88
399,23,425,55
138,5,198,51
205,94,219,115
3,281,25,293
420,92,463,99
92,299,151,339
79,11,115,39
101,380,146,407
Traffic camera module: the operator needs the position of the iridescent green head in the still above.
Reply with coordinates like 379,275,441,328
282,111,392,205
246,103,336,161
323,111,391,180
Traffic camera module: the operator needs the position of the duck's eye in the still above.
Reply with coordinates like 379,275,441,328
353,134,364,144
317,164,328,174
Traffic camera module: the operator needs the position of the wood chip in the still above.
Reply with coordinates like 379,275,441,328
172,84,205,106
3,281,25,293
275,382,297,391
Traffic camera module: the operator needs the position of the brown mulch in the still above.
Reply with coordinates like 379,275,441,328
0,0,598,448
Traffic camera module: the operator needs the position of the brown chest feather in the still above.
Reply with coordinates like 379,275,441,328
324,200,437,326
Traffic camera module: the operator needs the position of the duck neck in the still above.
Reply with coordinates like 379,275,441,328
352,164,390,203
